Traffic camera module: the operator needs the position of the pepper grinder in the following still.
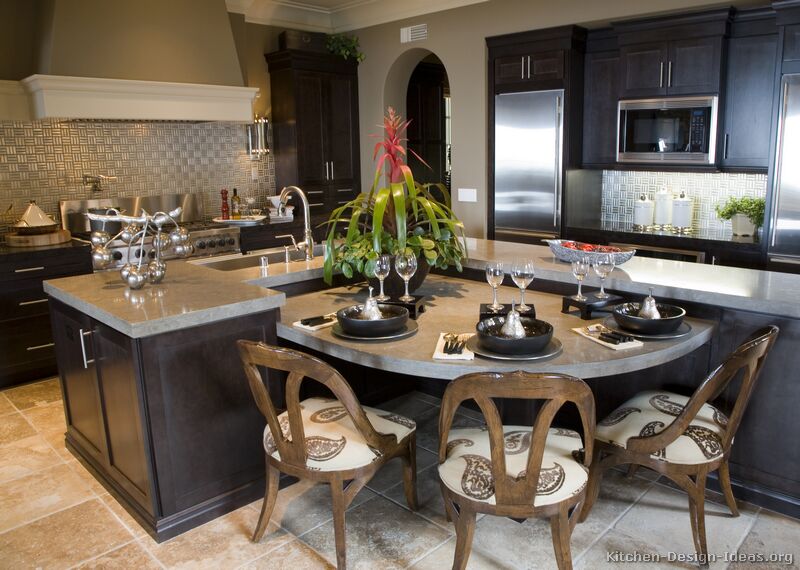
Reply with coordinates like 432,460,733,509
220,189,230,220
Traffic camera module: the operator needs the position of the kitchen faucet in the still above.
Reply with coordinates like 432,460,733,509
276,186,314,261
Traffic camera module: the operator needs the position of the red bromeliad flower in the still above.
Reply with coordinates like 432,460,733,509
372,107,428,184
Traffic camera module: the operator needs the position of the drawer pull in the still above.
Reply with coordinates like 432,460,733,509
14,266,45,273
27,342,55,351
309,202,325,207
79,328,94,369
19,298,48,307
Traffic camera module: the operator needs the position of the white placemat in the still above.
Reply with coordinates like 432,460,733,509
433,332,475,360
293,313,337,332
572,324,643,350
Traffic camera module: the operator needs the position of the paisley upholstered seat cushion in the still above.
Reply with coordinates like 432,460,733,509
595,390,728,465
263,397,416,472
438,426,588,507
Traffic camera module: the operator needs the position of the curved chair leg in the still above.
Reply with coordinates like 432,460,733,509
402,434,419,511
331,477,348,570
718,460,739,517
452,503,477,570
578,451,603,523
253,462,280,542
550,503,573,570
688,473,710,569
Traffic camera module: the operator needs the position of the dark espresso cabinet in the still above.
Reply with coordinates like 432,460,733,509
266,49,360,218
494,50,565,87
582,49,621,166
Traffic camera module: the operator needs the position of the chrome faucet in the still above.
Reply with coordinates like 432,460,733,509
277,185,314,261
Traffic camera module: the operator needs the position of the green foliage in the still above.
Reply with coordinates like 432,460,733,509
326,34,365,63
715,197,765,227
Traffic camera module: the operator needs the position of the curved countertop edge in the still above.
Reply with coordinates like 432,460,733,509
276,320,714,381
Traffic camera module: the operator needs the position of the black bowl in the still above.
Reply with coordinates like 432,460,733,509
476,316,554,355
612,302,686,335
336,304,409,337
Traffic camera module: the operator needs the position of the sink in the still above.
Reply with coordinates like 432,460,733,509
198,244,325,271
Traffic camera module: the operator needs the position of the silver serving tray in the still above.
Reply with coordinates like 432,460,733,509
466,336,563,361
331,320,418,341
602,317,692,340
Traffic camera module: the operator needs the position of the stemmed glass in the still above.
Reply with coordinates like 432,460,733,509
395,253,417,303
592,254,615,299
485,261,505,312
571,257,590,301
374,255,391,301
511,259,535,312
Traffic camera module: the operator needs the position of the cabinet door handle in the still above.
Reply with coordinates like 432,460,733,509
667,61,673,88
659,62,664,88
19,298,48,306
27,342,55,351
723,134,730,160
324,161,329,180
79,328,94,369
309,202,325,207
14,266,45,273
527,55,531,79
521,56,525,79
329,161,334,180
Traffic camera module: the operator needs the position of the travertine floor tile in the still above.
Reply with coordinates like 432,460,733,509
0,412,36,445
41,427,73,460
145,504,292,569
0,462,94,532
0,433,63,484
3,377,61,410
99,493,149,539
731,509,800,569
415,407,484,454
411,536,514,569
250,478,376,537
366,446,438,493
74,540,162,569
379,392,437,421
22,400,67,433
411,391,441,406
613,482,758,569
0,392,16,416
242,539,334,569
0,498,133,570
67,459,107,495
300,495,450,569
384,462,466,530
576,528,697,569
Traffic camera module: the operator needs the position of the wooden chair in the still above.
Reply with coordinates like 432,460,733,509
238,340,418,569
437,371,596,570
580,325,779,567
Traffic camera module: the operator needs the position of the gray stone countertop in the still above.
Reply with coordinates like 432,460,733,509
43,260,285,338
277,275,715,381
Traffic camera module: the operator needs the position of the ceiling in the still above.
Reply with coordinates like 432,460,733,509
226,0,489,32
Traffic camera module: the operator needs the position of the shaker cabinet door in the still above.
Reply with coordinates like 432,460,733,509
295,73,328,186
583,50,621,166
667,37,722,95
327,74,358,183
620,42,668,97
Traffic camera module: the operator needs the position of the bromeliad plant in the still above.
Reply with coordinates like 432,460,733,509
322,107,466,284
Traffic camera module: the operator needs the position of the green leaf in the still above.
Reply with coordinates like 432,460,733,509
413,195,441,239
390,182,407,251
341,262,353,279
423,248,437,261
371,187,391,252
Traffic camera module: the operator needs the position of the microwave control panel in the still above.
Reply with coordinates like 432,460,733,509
689,109,707,152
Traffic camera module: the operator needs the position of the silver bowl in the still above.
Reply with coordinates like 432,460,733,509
544,239,636,265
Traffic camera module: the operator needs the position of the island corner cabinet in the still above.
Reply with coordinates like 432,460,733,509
43,262,285,541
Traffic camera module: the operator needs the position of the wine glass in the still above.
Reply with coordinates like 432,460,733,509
511,259,535,312
592,254,615,299
571,257,590,301
374,254,391,301
395,253,417,303
485,261,505,312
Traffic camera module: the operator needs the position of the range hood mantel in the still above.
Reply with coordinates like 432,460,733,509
18,75,259,122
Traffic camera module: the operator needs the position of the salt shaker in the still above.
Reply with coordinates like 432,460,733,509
500,302,527,338
638,288,662,319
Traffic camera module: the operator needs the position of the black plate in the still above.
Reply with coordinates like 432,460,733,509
476,316,553,355
612,302,686,335
466,336,563,361
602,317,692,340
336,304,409,337
331,320,418,341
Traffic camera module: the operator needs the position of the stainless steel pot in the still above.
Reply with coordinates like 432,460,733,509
87,207,124,235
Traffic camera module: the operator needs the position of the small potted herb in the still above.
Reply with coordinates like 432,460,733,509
715,197,765,237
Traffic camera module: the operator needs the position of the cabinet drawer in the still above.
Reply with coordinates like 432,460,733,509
0,281,51,320
0,314,55,370
0,253,91,283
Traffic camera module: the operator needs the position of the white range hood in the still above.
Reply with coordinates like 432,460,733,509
3,75,259,122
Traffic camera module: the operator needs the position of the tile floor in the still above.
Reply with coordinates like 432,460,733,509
1,378,798,569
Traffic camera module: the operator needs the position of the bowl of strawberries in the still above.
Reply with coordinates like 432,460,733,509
544,239,636,265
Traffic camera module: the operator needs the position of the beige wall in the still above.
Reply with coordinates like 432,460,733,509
229,20,284,117
0,0,40,79
352,0,767,238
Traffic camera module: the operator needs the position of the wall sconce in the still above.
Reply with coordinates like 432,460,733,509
246,116,269,157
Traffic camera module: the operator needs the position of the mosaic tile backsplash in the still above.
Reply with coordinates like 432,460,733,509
0,120,275,235
601,170,768,234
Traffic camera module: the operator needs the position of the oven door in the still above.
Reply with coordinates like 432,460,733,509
617,96,718,164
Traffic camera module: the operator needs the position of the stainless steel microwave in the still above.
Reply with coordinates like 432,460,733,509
617,96,718,164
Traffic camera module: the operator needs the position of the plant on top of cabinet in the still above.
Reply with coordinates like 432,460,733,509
322,107,466,285
326,33,365,62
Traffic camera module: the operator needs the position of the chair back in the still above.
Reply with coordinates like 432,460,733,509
238,340,395,469
439,371,595,506
627,325,779,456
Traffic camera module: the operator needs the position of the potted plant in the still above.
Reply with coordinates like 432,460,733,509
715,197,765,237
322,107,466,294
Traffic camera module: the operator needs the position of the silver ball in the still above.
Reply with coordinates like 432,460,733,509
120,225,138,244
90,231,110,247
120,263,132,282
147,260,167,284
126,266,147,290
91,246,113,269
152,232,171,251
169,227,190,245
172,243,194,258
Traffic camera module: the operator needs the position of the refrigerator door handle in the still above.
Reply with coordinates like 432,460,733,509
771,80,790,248
521,56,525,79
554,95,562,228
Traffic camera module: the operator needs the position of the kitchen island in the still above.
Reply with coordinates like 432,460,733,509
43,238,800,541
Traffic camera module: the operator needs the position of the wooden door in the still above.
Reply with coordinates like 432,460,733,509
326,74,357,184
667,37,722,95
620,42,668,97
406,61,448,185
582,50,621,166
295,72,328,186
721,34,778,169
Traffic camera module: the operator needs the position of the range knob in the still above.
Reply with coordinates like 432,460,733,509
134,249,143,258
227,238,236,246
112,251,123,261
148,250,156,259
208,240,217,248
217,239,227,247
196,241,206,250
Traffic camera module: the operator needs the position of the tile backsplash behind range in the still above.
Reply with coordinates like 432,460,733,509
0,120,275,235
601,170,767,233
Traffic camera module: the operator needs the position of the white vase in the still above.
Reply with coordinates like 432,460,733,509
731,213,756,236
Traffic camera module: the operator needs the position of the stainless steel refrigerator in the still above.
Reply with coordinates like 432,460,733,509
493,89,563,241
769,74,800,267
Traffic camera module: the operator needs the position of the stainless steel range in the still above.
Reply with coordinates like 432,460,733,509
60,194,241,269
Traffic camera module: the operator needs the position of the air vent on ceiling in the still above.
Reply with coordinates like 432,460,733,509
400,24,428,43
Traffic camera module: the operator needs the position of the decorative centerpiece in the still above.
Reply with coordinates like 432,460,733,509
322,107,466,293
87,207,192,290
715,197,765,237
545,239,635,265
